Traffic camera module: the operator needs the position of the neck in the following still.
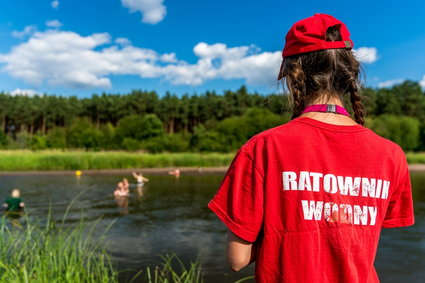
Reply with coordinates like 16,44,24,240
308,96,344,107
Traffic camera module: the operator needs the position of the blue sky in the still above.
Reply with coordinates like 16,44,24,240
0,0,424,97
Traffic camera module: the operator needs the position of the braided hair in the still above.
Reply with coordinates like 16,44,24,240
278,26,365,125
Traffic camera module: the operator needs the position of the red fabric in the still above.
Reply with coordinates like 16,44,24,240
208,117,414,283
282,14,354,58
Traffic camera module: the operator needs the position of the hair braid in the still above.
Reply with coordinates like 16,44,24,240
286,61,307,119
338,61,365,125
349,82,365,125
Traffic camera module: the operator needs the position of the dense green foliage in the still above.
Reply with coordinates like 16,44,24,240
1,81,425,152
366,115,420,151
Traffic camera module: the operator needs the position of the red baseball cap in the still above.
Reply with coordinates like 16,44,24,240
282,13,354,58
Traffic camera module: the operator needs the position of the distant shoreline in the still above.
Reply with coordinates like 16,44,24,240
0,151,234,172
408,164,425,172
0,164,424,175
0,166,229,176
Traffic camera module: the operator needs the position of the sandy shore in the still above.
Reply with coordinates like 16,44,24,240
408,164,425,171
0,164,424,176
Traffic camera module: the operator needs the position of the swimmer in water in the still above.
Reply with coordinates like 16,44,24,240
113,182,129,215
168,169,180,178
3,188,25,212
122,178,130,194
114,182,129,197
133,172,149,186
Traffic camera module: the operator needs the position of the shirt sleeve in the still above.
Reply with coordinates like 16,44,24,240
382,152,415,228
208,147,264,242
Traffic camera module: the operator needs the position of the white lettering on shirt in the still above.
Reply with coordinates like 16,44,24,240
281,171,391,227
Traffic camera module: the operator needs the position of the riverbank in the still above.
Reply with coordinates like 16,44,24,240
406,152,425,165
0,164,424,175
0,166,229,175
0,150,234,171
0,150,424,172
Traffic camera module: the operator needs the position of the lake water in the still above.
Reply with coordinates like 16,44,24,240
0,171,424,282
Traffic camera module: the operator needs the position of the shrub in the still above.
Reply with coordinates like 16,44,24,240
142,134,190,153
31,135,48,150
121,138,142,151
46,128,67,149
116,114,165,146
190,126,227,152
66,118,102,150
98,123,117,150
212,107,290,151
367,115,420,151
0,130,8,148
7,131,32,149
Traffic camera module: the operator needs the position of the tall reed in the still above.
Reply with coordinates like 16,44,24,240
145,254,203,283
0,212,118,283
0,196,205,283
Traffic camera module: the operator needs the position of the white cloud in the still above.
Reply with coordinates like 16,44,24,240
378,79,405,88
51,0,59,9
46,20,63,29
115,37,132,46
9,88,38,96
121,0,166,24
0,29,379,90
160,53,177,63
0,30,282,88
11,25,37,39
0,31,114,88
353,47,378,64
161,43,281,85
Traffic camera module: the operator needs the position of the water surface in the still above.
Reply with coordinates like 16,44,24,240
0,171,423,282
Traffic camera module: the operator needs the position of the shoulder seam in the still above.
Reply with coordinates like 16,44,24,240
241,147,264,178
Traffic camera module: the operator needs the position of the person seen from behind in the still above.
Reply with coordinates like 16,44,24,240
208,13,414,283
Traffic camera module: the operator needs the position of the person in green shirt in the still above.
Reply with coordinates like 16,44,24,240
3,188,25,212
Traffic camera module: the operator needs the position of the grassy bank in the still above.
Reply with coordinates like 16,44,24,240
406,152,425,164
0,150,234,171
0,214,118,282
0,213,204,282
0,150,424,171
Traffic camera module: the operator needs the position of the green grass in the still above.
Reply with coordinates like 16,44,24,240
0,214,118,282
145,254,203,283
0,150,424,171
0,210,205,283
0,150,234,171
406,152,425,164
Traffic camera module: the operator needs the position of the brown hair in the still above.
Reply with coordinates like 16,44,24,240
278,26,365,125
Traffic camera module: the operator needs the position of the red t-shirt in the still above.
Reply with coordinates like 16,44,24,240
208,117,415,283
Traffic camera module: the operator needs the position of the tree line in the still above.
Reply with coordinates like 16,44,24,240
0,81,424,152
